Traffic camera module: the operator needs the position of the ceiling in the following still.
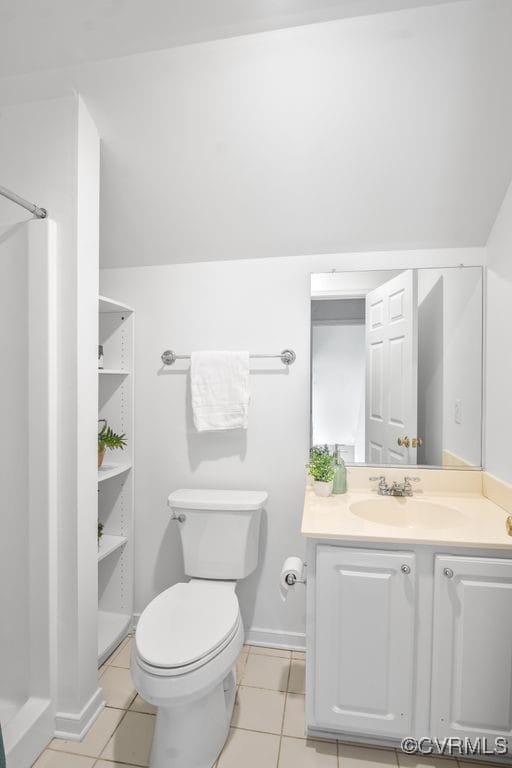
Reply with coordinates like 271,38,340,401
0,0,459,77
1,1,511,268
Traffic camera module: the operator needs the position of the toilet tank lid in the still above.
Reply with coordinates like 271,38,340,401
168,488,268,511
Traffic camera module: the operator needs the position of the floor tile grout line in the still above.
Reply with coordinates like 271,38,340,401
230,723,336,746
239,684,290,692
93,756,145,767
94,755,147,768
96,706,132,763
280,732,335,744
276,688,289,768
276,658,293,768
230,725,301,739
44,748,104,762
97,707,157,767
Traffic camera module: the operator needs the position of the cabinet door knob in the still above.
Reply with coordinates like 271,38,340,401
443,567,454,578
397,436,410,448
401,564,411,575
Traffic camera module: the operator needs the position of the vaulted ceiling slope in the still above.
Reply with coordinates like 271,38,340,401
0,0,461,77
1,0,511,267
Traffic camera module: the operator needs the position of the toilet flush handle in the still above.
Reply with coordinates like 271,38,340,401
171,511,186,523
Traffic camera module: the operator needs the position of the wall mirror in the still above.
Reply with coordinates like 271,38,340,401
310,266,483,468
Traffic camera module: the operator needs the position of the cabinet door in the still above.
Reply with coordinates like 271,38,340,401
431,555,512,744
314,546,416,736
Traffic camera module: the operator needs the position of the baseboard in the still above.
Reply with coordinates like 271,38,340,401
246,626,306,652
54,687,104,741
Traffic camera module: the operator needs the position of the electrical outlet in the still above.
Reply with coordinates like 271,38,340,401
455,398,462,425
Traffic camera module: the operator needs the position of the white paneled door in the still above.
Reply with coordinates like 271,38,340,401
314,546,416,737
365,270,418,464
431,555,512,748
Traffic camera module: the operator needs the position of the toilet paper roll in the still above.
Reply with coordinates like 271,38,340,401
280,556,305,600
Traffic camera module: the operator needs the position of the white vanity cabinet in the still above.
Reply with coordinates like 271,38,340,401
307,542,512,749
314,546,416,737
431,555,512,742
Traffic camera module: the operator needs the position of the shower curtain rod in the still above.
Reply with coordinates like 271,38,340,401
0,185,47,219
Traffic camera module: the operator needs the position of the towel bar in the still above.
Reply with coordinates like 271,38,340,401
161,349,296,366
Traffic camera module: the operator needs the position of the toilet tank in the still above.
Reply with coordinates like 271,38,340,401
168,489,268,580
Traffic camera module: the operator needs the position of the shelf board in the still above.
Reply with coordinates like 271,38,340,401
98,611,131,665
98,462,132,483
98,369,131,376
99,295,134,314
98,534,128,563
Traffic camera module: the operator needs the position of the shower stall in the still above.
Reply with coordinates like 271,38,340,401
0,210,57,767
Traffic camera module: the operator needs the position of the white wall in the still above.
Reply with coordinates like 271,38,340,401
440,268,482,465
101,247,484,644
486,179,512,484
417,267,482,467
1,1,511,267
0,95,101,735
311,324,365,461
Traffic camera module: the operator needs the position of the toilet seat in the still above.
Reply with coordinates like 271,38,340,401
135,581,240,675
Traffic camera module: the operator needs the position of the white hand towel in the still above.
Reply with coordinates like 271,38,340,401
190,351,250,431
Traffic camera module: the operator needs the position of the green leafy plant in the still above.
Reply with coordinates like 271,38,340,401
98,419,127,452
308,449,336,483
310,444,330,460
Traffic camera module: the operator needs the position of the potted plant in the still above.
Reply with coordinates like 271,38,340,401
98,418,127,468
308,446,336,497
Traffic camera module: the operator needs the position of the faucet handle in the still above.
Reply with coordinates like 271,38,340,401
370,476,388,491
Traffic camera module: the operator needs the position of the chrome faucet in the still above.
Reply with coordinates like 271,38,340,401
370,476,421,497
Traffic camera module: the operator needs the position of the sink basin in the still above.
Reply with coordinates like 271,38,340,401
349,497,466,530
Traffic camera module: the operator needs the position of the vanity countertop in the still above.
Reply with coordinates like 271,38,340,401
301,487,512,549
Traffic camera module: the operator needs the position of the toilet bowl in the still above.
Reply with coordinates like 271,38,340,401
131,488,267,768
132,580,243,768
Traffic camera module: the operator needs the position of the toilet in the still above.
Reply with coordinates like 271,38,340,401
131,488,267,768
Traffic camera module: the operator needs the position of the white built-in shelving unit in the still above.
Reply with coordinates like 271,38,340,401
99,369,131,376
97,295,134,666
98,462,132,483
98,535,128,563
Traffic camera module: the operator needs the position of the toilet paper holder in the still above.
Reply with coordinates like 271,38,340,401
285,563,307,586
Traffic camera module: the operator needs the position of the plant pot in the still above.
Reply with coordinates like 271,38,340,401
313,479,333,497
98,448,105,468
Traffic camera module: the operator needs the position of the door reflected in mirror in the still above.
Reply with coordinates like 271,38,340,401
310,267,482,468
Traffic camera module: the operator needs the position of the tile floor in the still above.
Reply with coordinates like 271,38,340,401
33,640,486,768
